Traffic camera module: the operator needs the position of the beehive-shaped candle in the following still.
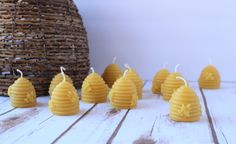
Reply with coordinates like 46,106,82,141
161,64,184,101
82,67,109,103
170,77,202,122
8,69,37,108
124,64,143,99
102,57,122,88
198,65,221,89
49,67,73,96
48,68,79,116
109,70,138,109
152,68,170,95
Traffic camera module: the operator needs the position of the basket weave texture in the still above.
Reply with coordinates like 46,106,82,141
0,0,90,96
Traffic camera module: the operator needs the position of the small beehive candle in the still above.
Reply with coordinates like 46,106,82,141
48,68,79,116
102,57,122,88
198,65,221,89
152,63,170,95
81,67,109,103
161,64,185,101
124,64,143,99
49,66,73,96
170,77,202,122
109,70,138,109
8,69,37,108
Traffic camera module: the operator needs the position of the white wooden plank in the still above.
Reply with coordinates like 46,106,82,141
0,97,9,104
112,81,213,144
12,101,94,144
0,98,15,116
202,83,236,144
55,82,148,144
0,97,52,144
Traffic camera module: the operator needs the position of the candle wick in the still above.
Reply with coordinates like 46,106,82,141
124,64,131,70
176,76,188,87
175,64,180,73
112,56,117,64
90,67,95,73
60,66,66,81
16,69,23,78
123,69,129,77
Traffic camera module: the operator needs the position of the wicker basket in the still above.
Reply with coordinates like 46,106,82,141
0,0,90,96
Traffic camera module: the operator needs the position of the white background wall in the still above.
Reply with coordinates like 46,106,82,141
75,0,236,81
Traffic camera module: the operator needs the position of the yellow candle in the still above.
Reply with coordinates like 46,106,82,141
102,57,122,88
170,77,202,122
161,64,184,101
152,63,170,95
8,69,37,108
198,65,221,89
49,67,73,96
81,67,109,103
48,67,79,116
124,64,143,99
109,70,138,109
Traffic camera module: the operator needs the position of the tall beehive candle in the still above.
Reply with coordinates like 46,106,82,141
161,64,185,101
48,67,79,116
81,67,109,103
109,70,138,109
49,67,73,96
8,69,37,108
124,64,143,99
170,77,202,122
198,64,221,89
152,63,170,95
102,57,122,88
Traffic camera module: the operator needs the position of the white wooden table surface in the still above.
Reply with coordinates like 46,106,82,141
0,81,235,144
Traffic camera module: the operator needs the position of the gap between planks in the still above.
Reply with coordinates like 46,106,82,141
200,88,219,144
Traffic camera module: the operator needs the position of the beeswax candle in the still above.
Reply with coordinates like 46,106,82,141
170,77,202,122
48,67,79,116
49,67,73,96
161,64,184,101
198,64,221,89
109,70,138,109
81,67,109,103
124,64,143,99
152,63,170,95
8,69,37,108
102,57,122,88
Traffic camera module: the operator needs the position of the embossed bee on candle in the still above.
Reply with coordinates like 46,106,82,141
198,59,221,89
170,77,202,122
8,69,37,108
48,67,79,116
81,67,109,103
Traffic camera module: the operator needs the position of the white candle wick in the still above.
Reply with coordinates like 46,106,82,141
123,69,129,77
90,67,95,73
16,69,23,78
174,64,180,73
176,76,188,87
112,56,117,64
124,64,131,70
60,66,66,81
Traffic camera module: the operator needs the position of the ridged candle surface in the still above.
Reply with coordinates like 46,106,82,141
109,77,138,109
49,73,73,96
125,68,143,99
82,72,109,103
152,69,169,94
8,78,37,108
198,65,221,89
161,73,184,101
170,86,202,122
102,64,122,88
49,81,79,116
